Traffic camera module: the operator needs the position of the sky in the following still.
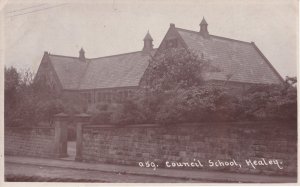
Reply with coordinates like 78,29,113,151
1,0,298,77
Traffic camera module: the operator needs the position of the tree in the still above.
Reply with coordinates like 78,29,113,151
5,66,20,107
240,77,297,121
4,66,66,126
285,76,297,87
141,48,232,124
143,48,297,124
5,66,20,126
146,48,206,92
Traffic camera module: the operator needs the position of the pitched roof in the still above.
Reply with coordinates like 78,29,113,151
49,55,89,89
47,25,283,90
48,50,155,90
176,28,283,84
79,51,155,89
200,17,208,25
144,31,153,41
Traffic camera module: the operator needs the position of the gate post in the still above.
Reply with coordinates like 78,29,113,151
54,112,69,158
75,113,91,161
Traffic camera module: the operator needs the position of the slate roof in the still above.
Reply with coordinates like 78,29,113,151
48,51,155,90
176,28,283,84
49,55,89,90
47,25,283,91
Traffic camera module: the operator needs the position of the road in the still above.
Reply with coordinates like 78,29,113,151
5,155,297,183
5,162,206,182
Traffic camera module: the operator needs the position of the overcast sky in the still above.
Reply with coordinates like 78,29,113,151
2,0,298,77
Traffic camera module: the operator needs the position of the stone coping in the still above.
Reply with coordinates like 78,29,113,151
5,126,54,129
84,121,296,129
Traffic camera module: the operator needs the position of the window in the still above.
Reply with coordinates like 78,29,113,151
124,90,128,99
106,92,111,103
116,91,121,102
97,92,103,102
102,92,107,102
128,90,133,98
166,38,178,48
96,90,134,103
81,92,92,104
121,91,126,101
114,91,119,102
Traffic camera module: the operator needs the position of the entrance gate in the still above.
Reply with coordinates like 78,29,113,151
53,113,91,160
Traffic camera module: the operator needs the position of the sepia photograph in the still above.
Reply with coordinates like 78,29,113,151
1,0,298,184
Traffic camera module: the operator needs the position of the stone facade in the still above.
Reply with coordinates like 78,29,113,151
5,114,74,158
81,122,297,176
5,127,56,158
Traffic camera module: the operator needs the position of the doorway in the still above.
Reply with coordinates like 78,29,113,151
60,125,76,161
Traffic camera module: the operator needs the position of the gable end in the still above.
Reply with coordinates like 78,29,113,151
250,42,284,84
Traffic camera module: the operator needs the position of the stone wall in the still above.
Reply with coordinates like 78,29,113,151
81,122,297,176
5,127,56,158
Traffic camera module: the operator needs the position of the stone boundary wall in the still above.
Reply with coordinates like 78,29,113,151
81,122,297,176
5,127,56,158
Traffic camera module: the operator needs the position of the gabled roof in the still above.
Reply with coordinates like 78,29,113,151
49,55,89,89
48,50,156,90
46,24,283,91
175,28,283,84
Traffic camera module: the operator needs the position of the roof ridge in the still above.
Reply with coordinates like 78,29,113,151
210,35,252,45
90,51,142,60
176,27,252,45
48,49,157,61
175,27,199,34
90,49,157,60
49,54,87,60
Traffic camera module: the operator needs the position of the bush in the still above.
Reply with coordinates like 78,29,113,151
87,81,297,126
241,83,297,121
154,86,243,125
90,99,152,126
110,100,148,125
90,111,112,125
35,99,64,124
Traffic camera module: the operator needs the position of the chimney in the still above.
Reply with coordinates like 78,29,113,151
200,17,209,38
79,48,85,61
143,31,153,53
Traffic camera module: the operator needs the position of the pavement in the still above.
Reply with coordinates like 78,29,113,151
4,155,297,183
